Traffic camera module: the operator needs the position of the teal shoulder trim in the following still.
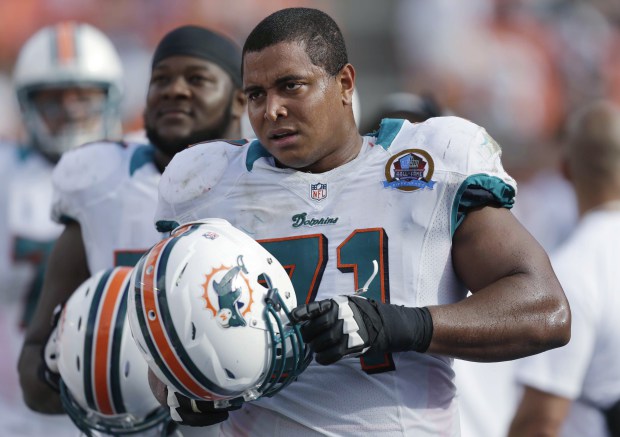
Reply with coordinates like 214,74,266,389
156,220,179,233
246,140,271,171
451,174,516,237
224,139,249,146
375,118,405,151
17,146,33,162
129,145,155,176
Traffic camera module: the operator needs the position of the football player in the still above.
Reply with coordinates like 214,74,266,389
149,8,571,435
0,21,123,436
18,23,246,426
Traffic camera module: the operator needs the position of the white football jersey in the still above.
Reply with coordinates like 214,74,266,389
156,116,517,436
0,142,74,435
515,208,620,437
52,141,165,273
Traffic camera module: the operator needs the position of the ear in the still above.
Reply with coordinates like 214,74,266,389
231,88,247,120
338,63,356,106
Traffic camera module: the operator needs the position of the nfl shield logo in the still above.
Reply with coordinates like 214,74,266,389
310,182,327,201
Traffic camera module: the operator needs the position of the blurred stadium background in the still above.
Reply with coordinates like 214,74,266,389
1,0,619,176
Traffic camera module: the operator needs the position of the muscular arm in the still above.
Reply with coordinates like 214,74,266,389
508,386,571,436
426,206,570,361
18,221,90,413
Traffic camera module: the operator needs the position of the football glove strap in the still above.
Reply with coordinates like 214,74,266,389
39,303,65,392
166,388,242,427
291,295,433,365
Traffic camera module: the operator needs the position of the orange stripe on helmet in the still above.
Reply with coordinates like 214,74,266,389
93,267,132,415
141,239,214,399
56,21,76,65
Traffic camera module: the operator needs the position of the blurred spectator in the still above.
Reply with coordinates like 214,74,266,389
0,21,123,436
360,91,443,133
510,100,620,437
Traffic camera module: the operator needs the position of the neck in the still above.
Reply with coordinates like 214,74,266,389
577,189,620,218
153,149,172,174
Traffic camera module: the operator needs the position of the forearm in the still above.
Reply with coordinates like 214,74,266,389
18,343,64,414
426,272,570,362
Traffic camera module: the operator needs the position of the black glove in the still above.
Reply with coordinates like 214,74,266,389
290,295,433,365
604,397,620,436
166,389,242,427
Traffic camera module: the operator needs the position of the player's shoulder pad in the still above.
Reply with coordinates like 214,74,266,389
160,139,247,205
52,140,130,192
387,117,501,172
377,116,482,152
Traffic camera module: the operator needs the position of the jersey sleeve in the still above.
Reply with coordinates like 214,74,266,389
417,117,517,233
155,141,237,232
51,141,127,224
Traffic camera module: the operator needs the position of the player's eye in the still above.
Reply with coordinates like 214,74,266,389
285,82,303,92
246,90,264,101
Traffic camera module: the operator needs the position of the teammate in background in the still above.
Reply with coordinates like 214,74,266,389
361,91,443,133
149,8,570,435
18,24,246,420
0,22,123,436
509,101,620,437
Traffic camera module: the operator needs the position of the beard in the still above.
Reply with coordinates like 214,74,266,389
145,91,234,158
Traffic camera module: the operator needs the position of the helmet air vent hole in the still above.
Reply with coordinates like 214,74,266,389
77,317,82,331
225,369,235,379
191,322,196,340
49,353,56,360
124,361,130,378
84,287,90,297
76,356,80,372
148,310,156,321
276,348,282,357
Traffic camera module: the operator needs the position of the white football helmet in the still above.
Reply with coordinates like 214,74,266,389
13,21,123,160
46,267,170,436
127,218,311,407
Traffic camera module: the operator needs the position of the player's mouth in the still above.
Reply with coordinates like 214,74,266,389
158,107,192,119
268,129,298,145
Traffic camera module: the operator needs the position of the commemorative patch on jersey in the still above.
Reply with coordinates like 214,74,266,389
201,255,254,328
383,149,436,191
310,182,328,201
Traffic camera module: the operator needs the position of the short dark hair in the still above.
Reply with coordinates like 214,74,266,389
242,7,348,77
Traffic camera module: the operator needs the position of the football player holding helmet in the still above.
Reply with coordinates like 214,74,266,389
127,219,311,418
44,267,170,436
13,21,123,162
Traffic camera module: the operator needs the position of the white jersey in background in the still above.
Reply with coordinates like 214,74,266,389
52,141,164,272
52,140,217,437
0,141,72,436
515,208,620,437
156,116,517,436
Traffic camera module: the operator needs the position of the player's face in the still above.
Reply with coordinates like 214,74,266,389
31,87,107,135
144,55,235,157
244,41,355,173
